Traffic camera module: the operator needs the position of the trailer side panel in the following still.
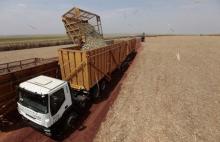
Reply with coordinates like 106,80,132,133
58,38,140,91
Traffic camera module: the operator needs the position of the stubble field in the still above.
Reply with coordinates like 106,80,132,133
94,36,220,142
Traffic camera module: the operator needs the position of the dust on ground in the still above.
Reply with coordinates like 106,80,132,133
94,36,220,142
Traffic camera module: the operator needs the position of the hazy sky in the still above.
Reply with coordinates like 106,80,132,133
0,0,220,35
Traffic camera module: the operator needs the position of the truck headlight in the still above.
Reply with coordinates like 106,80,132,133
45,119,50,123
45,119,50,127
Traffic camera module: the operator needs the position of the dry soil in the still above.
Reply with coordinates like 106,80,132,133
0,44,73,64
94,36,220,142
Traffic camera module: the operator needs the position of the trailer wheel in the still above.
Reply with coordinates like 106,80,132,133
91,85,100,99
120,63,127,73
100,80,107,91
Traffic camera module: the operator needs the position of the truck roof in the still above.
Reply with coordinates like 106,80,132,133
19,75,66,95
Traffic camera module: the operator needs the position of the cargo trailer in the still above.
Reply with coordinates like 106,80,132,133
58,38,138,91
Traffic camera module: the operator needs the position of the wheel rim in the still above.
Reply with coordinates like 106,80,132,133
101,81,106,91
92,85,100,98
67,115,76,128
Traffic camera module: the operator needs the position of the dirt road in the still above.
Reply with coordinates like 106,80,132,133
95,36,220,142
0,57,130,142
0,44,73,64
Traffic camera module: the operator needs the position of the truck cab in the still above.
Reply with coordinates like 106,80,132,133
17,75,73,135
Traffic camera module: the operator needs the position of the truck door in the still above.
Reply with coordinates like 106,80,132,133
50,88,67,123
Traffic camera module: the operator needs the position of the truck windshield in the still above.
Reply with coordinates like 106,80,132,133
18,89,48,114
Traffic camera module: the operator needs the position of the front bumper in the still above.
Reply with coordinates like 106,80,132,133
21,116,53,136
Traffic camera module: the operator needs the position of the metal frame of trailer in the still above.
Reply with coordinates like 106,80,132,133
62,7,103,45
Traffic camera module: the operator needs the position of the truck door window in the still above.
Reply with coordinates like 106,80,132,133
50,88,65,116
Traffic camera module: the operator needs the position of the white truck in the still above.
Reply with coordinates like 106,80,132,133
16,7,139,137
17,75,90,136
16,39,138,137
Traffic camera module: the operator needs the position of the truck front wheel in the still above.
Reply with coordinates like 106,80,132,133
65,112,78,130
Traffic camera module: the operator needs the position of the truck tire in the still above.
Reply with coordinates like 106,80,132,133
91,85,100,99
77,95,90,110
100,79,107,91
45,128,59,139
120,62,128,73
65,112,78,130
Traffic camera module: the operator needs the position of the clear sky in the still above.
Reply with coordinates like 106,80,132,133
0,0,220,35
